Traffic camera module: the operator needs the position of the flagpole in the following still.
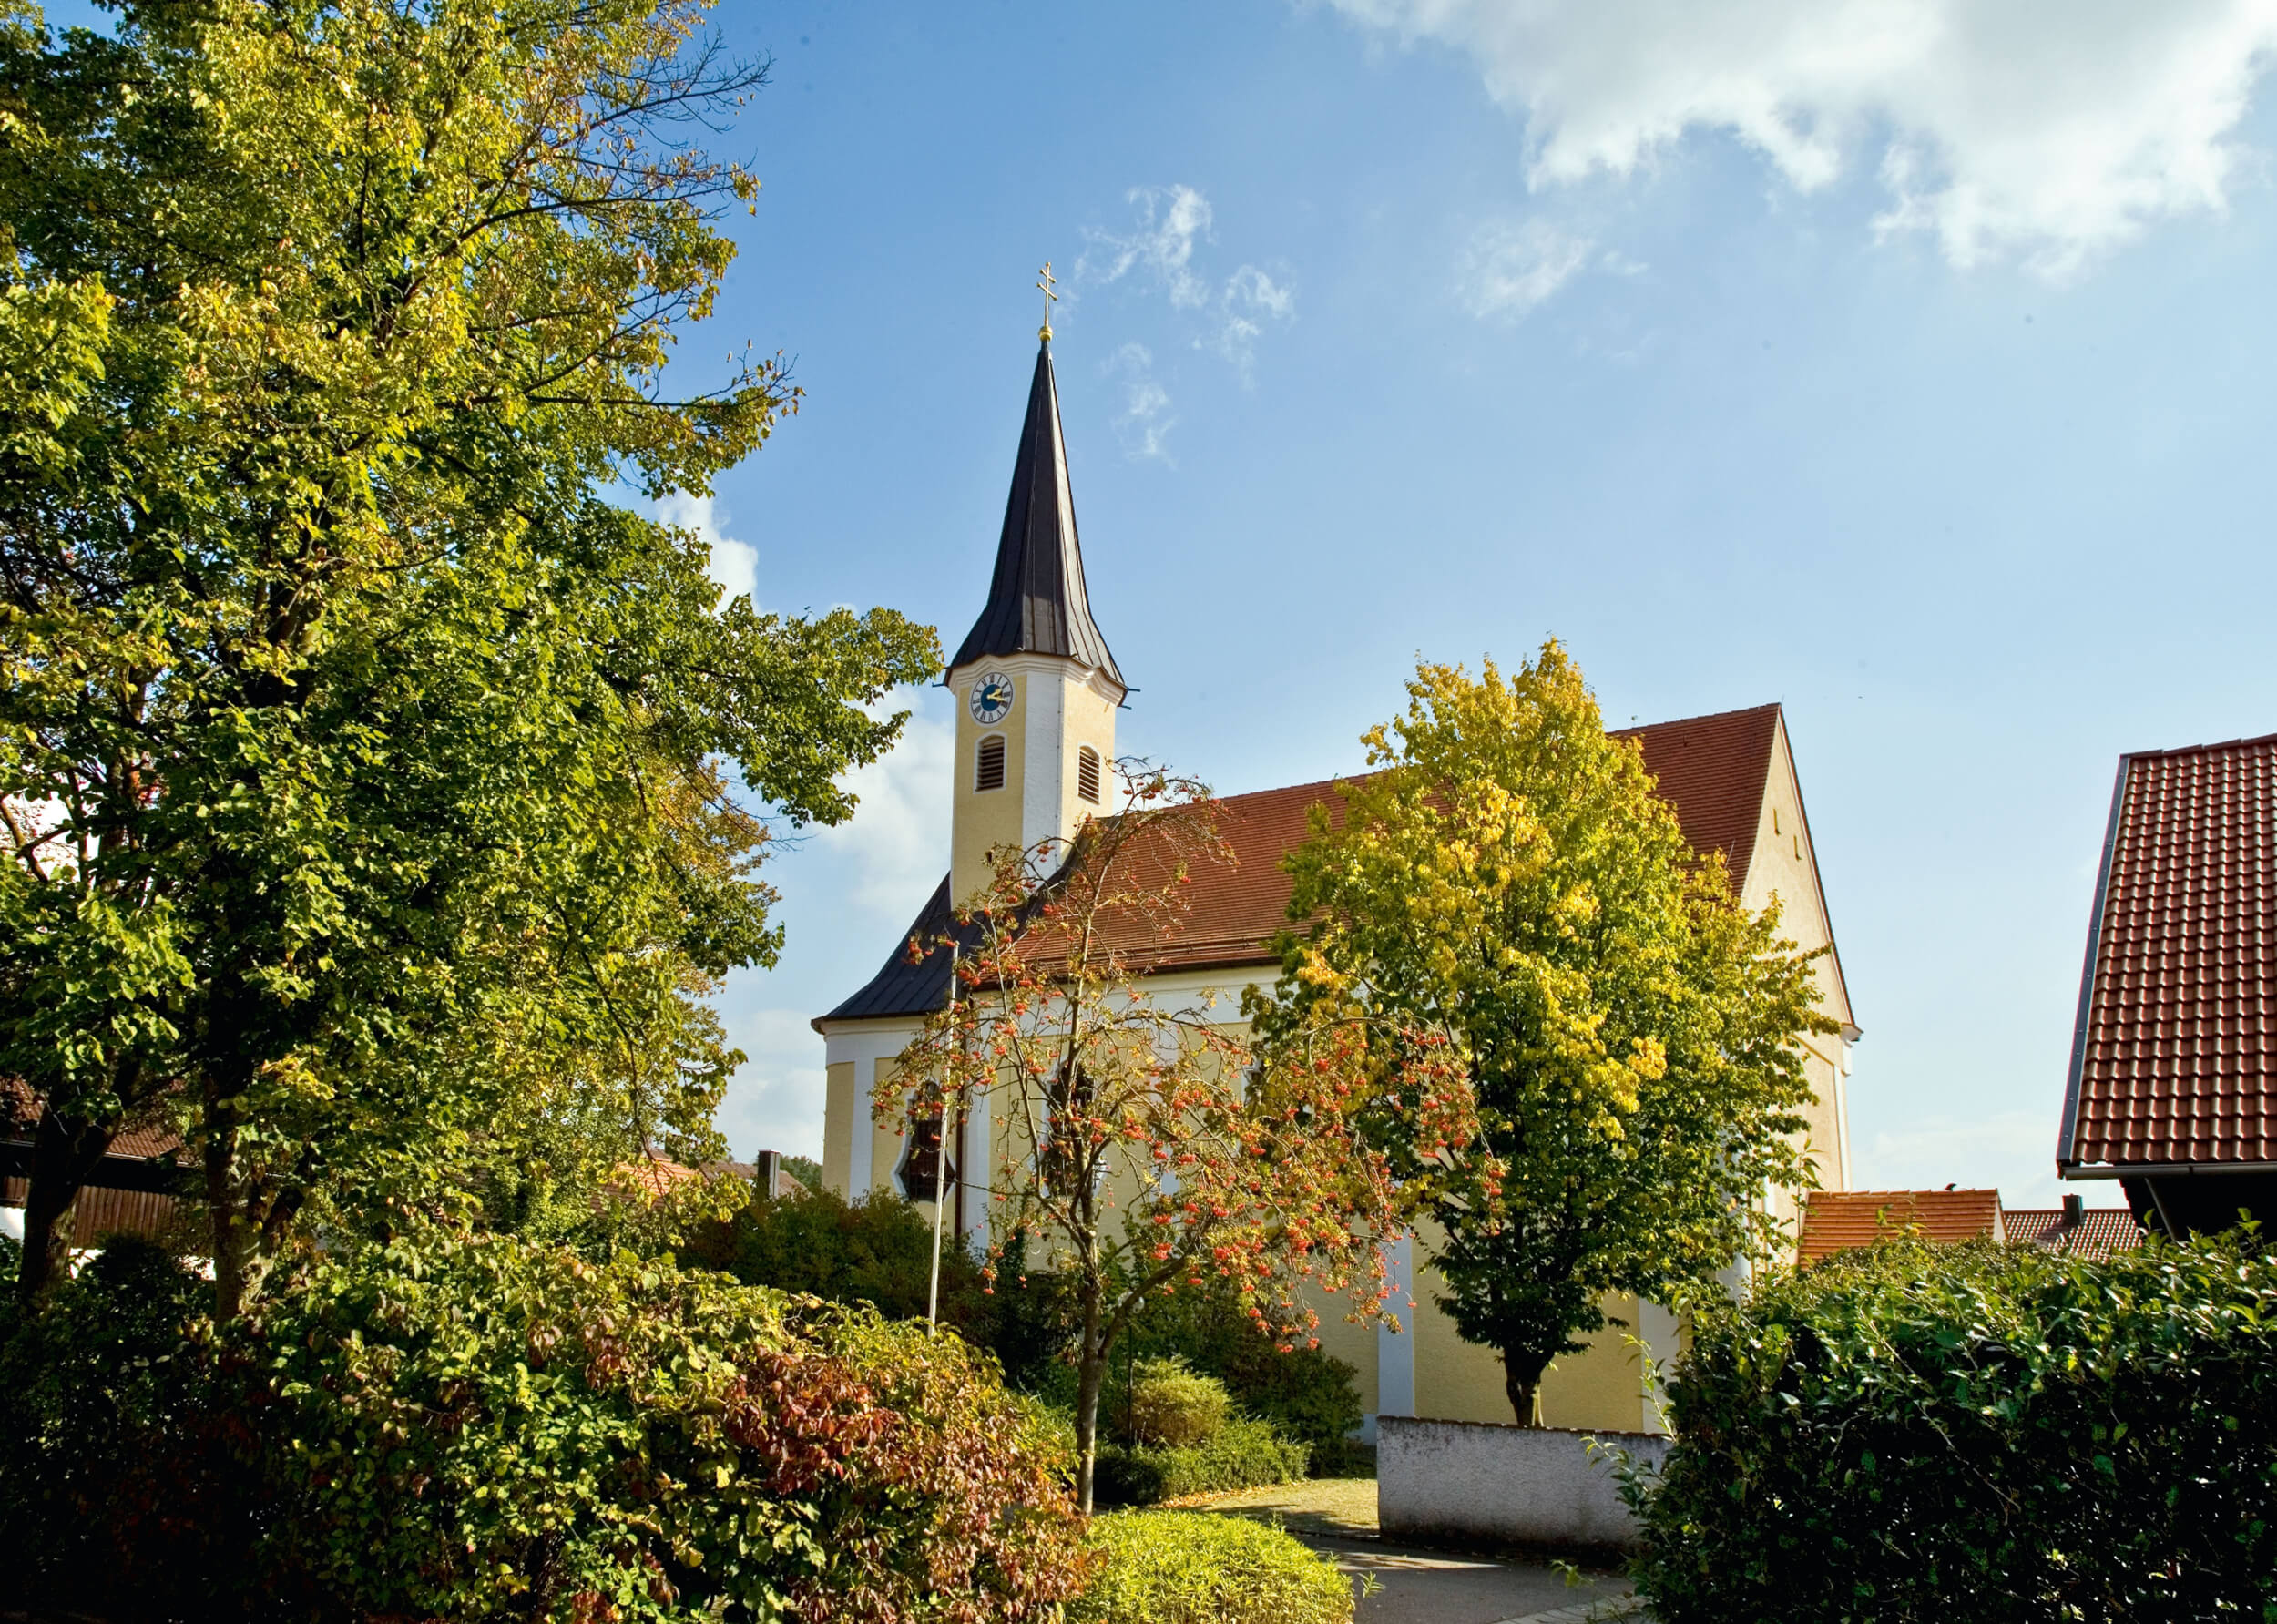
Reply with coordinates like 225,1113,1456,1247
927,942,959,1329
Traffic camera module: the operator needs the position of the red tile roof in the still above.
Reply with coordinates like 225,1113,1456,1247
2061,734,2277,1169
608,1155,703,1202
1796,1189,2003,1265
1614,703,1781,891
822,704,1793,1024
2000,1208,2143,1257
2,1078,184,1161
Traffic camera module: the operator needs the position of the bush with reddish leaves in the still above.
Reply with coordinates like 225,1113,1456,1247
0,1227,1089,1622
247,1228,1091,1622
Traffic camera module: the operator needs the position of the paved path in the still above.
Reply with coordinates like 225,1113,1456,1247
1174,1480,1644,1624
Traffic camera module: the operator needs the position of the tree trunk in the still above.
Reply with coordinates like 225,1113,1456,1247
205,1084,251,1324
15,1104,117,1303
1503,1351,1547,1428
1074,1282,1106,1514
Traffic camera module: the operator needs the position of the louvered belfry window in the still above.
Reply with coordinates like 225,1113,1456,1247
1077,745,1102,805
975,735,1006,792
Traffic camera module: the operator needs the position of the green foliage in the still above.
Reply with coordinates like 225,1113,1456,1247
681,1184,1076,1393
1124,1357,1230,1448
1095,1417,1312,1507
0,1227,1088,1621
781,1153,823,1190
0,0,938,1305
1072,1510,1353,1624
250,1229,1083,1621
1260,645,1830,1418
1626,1236,2277,1622
1116,1273,1363,1470
0,1237,223,1610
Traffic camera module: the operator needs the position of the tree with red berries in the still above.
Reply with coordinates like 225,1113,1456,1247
883,765,1452,1511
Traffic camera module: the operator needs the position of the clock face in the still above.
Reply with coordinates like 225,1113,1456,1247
969,671,1015,726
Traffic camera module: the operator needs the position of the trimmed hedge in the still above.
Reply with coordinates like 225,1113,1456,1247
1096,1415,1311,1507
1073,1510,1354,1624
1626,1235,2277,1623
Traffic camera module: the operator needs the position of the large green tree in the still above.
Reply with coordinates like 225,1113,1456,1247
0,0,936,1308
1258,646,1831,1423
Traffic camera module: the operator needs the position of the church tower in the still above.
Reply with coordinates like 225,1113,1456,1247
945,333,1127,904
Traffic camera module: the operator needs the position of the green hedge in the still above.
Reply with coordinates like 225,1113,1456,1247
0,1227,1088,1622
1073,1510,1353,1624
1626,1236,2277,1623
1096,1415,1311,1506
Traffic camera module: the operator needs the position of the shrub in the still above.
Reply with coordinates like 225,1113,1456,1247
1073,1509,1353,1624
250,1229,1087,1621
1115,1274,1363,1471
1095,1415,1311,1507
1626,1235,2277,1623
0,1237,227,1614
0,1226,1090,1622
681,1184,1075,1391
1125,1356,1230,1447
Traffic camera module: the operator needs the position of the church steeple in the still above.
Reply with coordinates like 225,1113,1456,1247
946,338,1126,690
945,329,1127,904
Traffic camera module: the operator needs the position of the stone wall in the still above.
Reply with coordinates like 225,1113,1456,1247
1377,1416,1669,1562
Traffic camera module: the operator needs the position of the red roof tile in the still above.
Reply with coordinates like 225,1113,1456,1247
2061,734,2277,1169
2,1077,183,1161
2000,1208,2143,1257
822,704,1793,1024
1796,1189,2002,1265
1614,703,1781,889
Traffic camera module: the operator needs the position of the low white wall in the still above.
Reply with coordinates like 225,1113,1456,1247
1378,1416,1668,1558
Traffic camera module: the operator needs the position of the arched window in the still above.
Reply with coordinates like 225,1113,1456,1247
897,1111,957,1203
975,734,1006,792
1077,744,1102,805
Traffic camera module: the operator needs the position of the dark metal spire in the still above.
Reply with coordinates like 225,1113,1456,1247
945,339,1126,689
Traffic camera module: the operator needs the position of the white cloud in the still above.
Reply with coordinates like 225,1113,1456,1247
812,690,955,915
1461,219,1598,317
714,1006,830,1162
1214,265,1299,375
657,490,759,608
1084,188,1299,379
1106,342,1179,462
1087,184,1217,307
1320,0,2277,277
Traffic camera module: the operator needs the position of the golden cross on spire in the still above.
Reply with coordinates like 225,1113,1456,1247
1036,260,1057,342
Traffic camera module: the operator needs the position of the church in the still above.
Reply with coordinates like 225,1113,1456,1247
814,332,1859,1437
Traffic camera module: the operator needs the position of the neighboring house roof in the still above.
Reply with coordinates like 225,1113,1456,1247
2058,733,2277,1173
0,1077,189,1198
944,340,1125,689
609,1155,703,1202
2001,1207,2144,1257
818,703,1837,1029
1796,1189,2003,1265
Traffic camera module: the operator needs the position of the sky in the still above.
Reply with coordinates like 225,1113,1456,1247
514,4,2277,1207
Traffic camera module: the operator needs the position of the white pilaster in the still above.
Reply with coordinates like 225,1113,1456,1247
1020,669,1067,858
1374,1233,1416,1430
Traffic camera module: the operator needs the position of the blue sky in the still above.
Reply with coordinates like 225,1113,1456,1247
688,2,2277,1210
